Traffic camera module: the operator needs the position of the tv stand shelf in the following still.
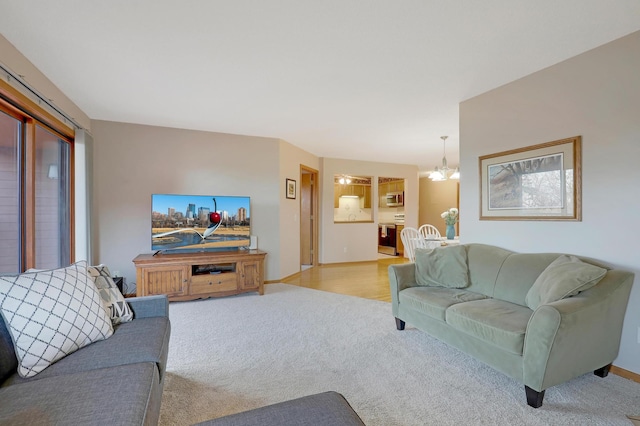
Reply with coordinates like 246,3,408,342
133,250,267,301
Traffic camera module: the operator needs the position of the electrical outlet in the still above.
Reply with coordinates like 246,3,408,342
637,326,640,344
343,247,348,253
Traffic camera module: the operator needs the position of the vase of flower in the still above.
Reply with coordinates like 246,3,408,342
446,224,455,240
441,207,459,241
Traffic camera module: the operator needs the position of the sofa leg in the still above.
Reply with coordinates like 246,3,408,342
594,363,612,378
395,318,405,330
525,386,545,408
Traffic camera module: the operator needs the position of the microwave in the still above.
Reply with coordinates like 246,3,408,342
385,192,404,207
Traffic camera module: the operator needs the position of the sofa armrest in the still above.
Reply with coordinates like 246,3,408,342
522,270,634,391
126,295,169,319
388,263,417,316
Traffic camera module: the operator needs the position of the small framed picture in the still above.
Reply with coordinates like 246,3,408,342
286,178,296,199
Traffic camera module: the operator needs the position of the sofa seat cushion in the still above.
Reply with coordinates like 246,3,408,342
399,287,488,322
445,299,533,355
3,316,170,387
0,362,160,426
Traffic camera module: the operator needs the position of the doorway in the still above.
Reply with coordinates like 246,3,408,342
300,166,318,269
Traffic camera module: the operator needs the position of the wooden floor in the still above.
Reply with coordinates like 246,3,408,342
279,256,409,302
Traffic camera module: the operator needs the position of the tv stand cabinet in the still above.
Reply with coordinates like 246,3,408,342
133,250,267,301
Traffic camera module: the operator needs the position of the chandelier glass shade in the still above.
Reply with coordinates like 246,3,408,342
429,136,459,181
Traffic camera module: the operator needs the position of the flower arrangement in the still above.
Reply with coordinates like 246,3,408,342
441,207,459,226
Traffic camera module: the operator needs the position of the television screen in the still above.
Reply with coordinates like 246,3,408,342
151,194,250,252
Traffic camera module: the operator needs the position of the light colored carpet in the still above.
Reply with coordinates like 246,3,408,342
159,284,640,425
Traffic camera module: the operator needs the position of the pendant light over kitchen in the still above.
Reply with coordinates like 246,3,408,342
429,136,459,181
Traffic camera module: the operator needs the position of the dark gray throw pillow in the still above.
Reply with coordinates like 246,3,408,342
0,314,18,383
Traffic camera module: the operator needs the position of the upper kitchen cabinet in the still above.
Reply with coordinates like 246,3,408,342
379,177,404,208
334,175,372,222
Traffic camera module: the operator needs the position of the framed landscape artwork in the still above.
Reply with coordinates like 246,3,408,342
479,136,582,221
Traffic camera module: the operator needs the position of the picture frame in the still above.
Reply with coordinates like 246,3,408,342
479,136,581,221
286,178,296,199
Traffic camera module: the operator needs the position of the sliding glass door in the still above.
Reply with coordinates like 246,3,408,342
34,125,71,269
0,99,73,273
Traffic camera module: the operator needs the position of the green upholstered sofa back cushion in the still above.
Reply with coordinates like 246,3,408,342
415,245,470,288
464,244,513,298
492,252,562,306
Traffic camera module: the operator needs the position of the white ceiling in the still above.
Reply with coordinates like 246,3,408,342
1,1,639,172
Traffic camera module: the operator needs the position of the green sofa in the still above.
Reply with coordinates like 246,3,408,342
388,243,634,408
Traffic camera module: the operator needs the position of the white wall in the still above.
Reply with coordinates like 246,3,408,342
91,120,284,286
320,158,419,263
460,31,640,374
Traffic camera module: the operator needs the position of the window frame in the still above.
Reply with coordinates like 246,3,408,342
0,79,75,272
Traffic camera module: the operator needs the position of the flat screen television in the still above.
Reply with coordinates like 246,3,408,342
151,194,250,253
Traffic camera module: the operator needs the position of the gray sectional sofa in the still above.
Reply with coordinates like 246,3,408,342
195,391,366,426
388,243,634,408
0,294,171,425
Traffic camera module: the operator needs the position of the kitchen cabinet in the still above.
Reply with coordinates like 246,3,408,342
396,224,405,255
379,179,404,207
334,183,371,208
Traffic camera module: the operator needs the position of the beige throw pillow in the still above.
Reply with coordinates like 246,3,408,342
525,255,607,310
88,265,133,325
415,245,470,288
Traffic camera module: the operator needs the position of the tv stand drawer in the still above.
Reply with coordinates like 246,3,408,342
190,273,238,294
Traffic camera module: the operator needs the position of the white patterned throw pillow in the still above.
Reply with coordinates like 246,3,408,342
0,261,114,378
88,265,133,325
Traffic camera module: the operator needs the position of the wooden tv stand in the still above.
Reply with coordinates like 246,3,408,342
133,250,267,301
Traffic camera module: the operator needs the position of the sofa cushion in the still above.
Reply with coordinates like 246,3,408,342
0,261,113,378
0,314,18,383
415,245,470,288
399,287,487,322
3,316,170,387
88,264,133,325
194,391,365,426
446,299,533,355
0,362,160,426
525,255,607,310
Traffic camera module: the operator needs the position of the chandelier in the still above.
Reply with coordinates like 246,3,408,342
429,136,460,181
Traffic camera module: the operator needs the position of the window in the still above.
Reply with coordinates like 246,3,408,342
34,125,71,269
0,88,73,273
333,175,373,222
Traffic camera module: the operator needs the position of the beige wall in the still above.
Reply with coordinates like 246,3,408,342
0,35,91,130
459,31,640,374
418,178,459,237
321,158,419,263
91,120,284,286
278,140,321,279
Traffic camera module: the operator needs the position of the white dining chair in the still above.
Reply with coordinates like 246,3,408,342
400,227,428,263
418,224,441,240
